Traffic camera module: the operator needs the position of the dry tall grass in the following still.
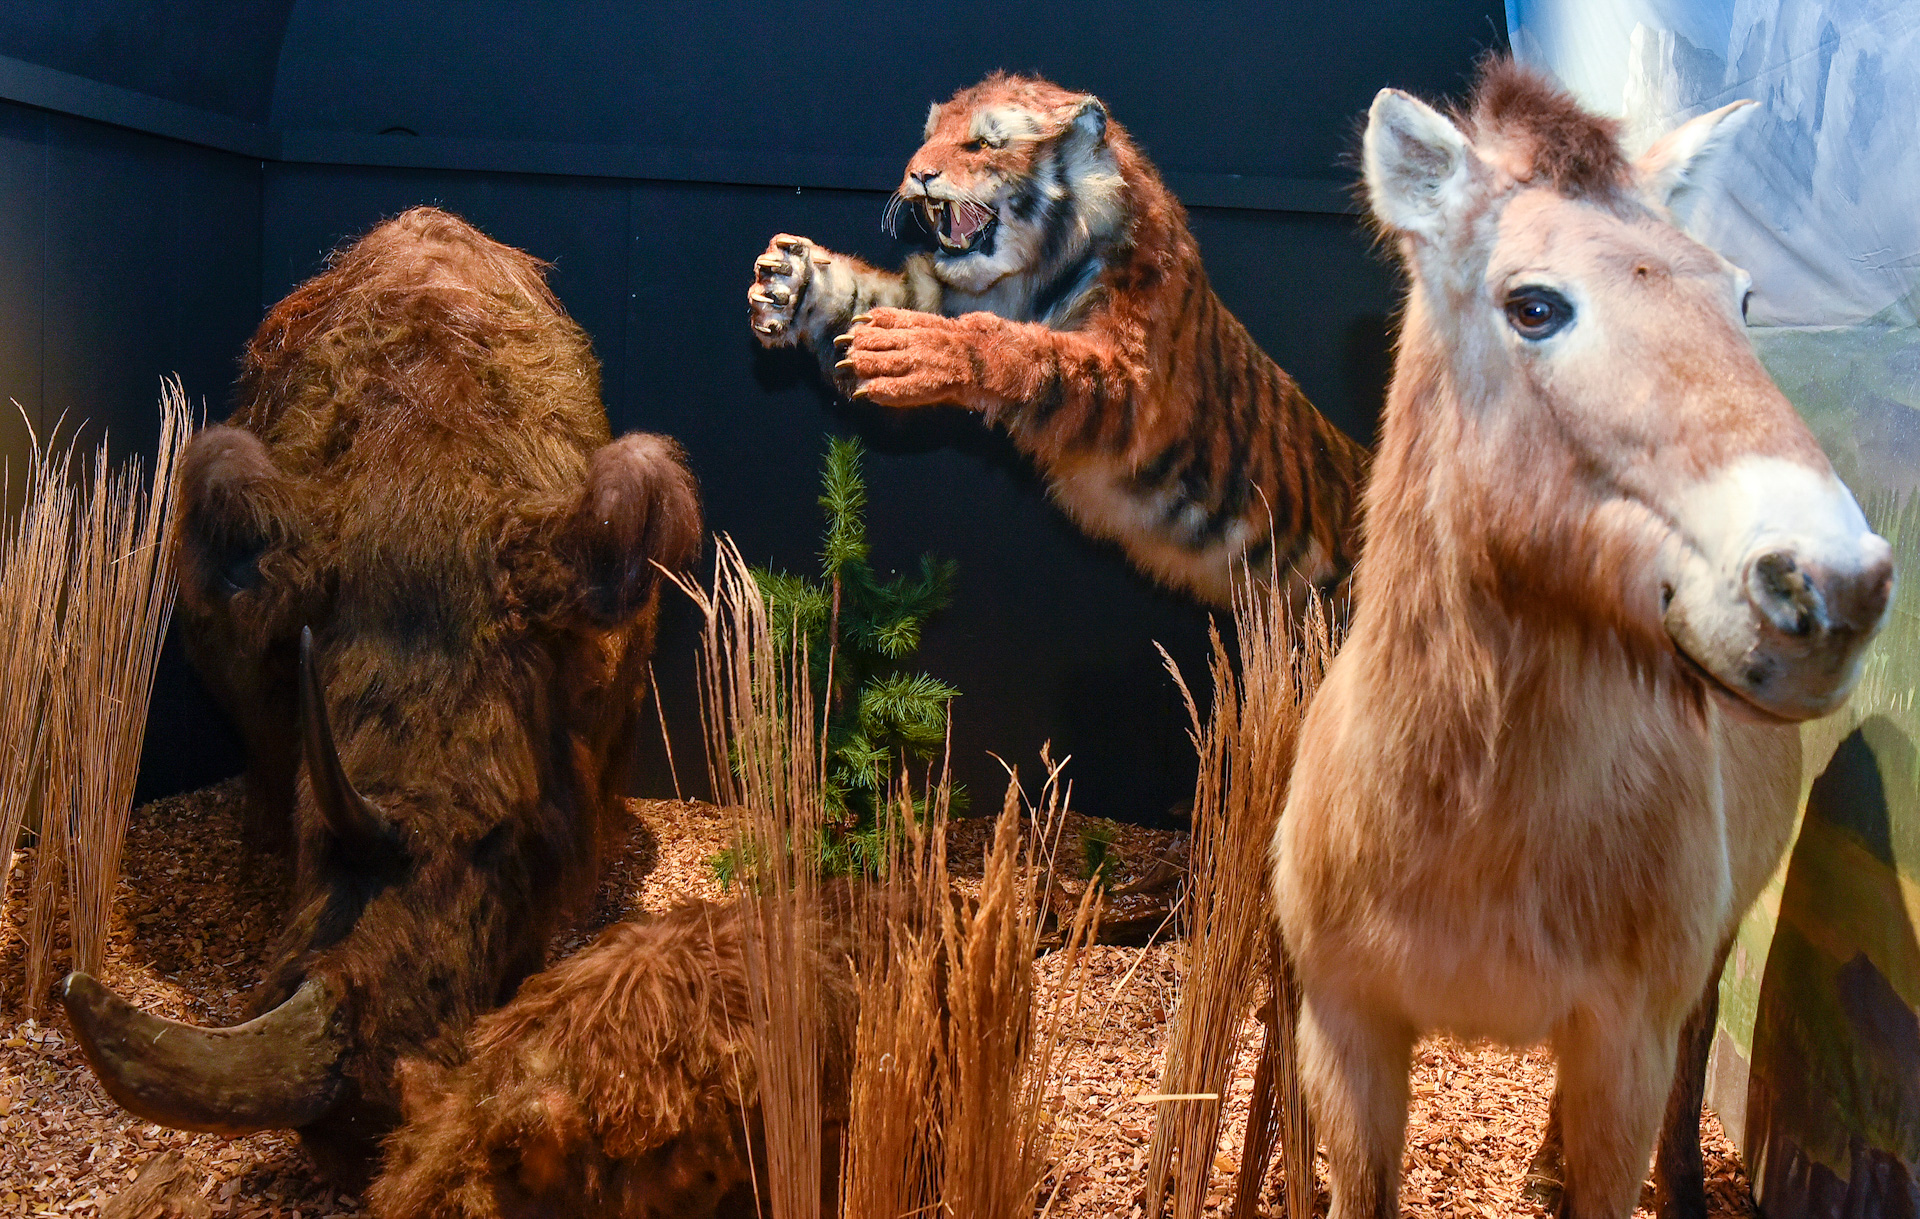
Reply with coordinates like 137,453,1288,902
18,382,190,1009
678,537,1101,1219
839,782,946,1219
938,755,1100,1219
840,754,1100,1219
1146,580,1338,1219
0,422,76,1008
680,536,832,1219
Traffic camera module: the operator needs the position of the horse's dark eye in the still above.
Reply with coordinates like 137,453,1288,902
1504,287,1574,340
1741,290,1753,323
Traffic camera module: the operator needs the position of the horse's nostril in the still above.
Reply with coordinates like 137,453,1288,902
1747,550,1818,637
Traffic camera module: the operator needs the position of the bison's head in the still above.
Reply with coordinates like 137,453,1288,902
64,427,700,1180
58,207,703,1184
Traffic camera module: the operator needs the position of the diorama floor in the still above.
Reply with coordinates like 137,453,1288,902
1,779,1757,1218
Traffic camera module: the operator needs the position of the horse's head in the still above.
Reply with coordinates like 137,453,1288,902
1361,62,1892,722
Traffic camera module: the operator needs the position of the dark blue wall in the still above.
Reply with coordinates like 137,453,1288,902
0,2,1505,822
0,97,263,800
268,1,1501,186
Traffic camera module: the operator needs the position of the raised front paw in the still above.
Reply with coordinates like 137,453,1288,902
748,234,818,346
833,308,995,409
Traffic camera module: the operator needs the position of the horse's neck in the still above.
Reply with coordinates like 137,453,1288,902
1348,339,1713,805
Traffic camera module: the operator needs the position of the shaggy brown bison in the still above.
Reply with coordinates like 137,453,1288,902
370,898,859,1219
60,206,702,1184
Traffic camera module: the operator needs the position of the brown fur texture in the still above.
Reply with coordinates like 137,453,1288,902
1460,60,1631,202
750,73,1367,608
165,207,703,1181
370,898,861,1219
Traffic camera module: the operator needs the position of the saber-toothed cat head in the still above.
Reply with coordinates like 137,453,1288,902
894,73,1128,295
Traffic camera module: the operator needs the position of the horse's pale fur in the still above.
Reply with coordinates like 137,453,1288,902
1275,62,1887,1219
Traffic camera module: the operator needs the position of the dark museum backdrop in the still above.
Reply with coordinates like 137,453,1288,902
0,2,1505,824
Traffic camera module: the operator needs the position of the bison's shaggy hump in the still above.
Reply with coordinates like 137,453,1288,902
239,205,602,453
1462,58,1630,202
230,206,619,648
371,899,860,1219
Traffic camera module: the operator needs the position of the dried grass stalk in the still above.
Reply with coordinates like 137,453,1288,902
1146,581,1338,1219
22,381,190,1009
839,783,946,1219
677,538,1101,1219
0,423,76,1006
940,752,1100,1219
678,536,829,1219
843,750,1098,1219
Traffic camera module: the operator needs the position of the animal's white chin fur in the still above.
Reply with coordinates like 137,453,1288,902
1666,628,1800,725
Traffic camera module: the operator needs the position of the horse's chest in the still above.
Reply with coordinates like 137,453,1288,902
1385,736,1732,1014
1296,666,1735,1026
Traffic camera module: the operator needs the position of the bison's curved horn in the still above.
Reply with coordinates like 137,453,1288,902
60,972,347,1134
300,625,402,864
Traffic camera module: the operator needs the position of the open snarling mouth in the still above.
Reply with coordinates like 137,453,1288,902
922,198,998,254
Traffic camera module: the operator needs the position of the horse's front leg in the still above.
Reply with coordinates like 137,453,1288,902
1554,1003,1681,1219
1298,990,1414,1219
1652,941,1730,1219
1528,940,1729,1219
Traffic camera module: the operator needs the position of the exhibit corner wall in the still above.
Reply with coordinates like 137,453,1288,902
0,2,1506,825
1512,2,1920,1214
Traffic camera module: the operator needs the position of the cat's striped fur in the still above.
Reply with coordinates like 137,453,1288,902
750,72,1367,608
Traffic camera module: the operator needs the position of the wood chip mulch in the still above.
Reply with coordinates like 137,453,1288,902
1,780,1756,1218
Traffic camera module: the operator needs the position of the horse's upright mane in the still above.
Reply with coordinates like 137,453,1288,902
1462,58,1631,202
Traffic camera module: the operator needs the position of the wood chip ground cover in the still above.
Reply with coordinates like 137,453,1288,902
1,781,1755,1217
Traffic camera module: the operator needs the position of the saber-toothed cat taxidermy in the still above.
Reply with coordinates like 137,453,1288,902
749,72,1367,610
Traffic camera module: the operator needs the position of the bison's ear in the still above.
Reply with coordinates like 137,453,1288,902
174,426,295,613
562,433,702,623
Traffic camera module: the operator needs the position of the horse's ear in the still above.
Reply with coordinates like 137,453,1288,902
1635,100,1755,224
1363,88,1481,240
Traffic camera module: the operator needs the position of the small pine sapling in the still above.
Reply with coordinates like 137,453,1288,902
720,436,958,880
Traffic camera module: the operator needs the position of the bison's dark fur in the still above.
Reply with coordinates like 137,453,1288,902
370,898,860,1219
94,207,701,1182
